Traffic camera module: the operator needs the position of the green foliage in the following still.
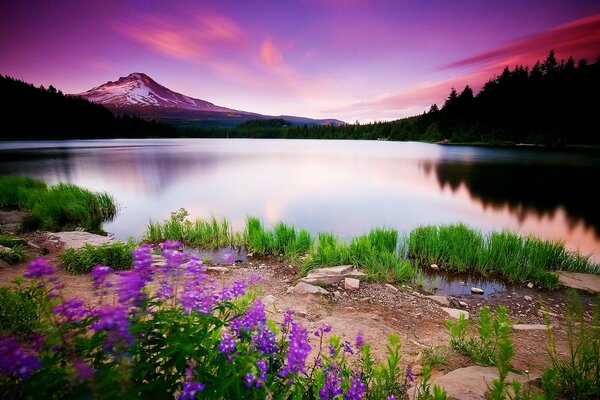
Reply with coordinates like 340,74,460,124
0,279,50,339
544,291,600,399
422,346,450,369
446,306,512,366
59,240,135,274
408,225,597,288
413,364,448,400
0,176,117,233
0,244,25,265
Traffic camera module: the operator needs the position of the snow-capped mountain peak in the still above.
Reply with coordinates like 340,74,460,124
77,72,231,112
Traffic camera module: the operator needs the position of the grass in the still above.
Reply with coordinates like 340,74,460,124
145,210,598,287
59,240,136,274
0,175,117,233
0,232,27,265
408,224,598,288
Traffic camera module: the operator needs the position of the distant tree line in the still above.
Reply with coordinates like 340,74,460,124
0,75,175,140
2,50,599,145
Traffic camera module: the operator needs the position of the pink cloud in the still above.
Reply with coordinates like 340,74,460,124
442,13,600,70
260,40,283,67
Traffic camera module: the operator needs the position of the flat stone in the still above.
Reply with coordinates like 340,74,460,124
425,295,450,307
344,277,360,291
292,282,329,295
301,265,362,285
262,295,277,307
206,266,230,273
426,366,537,400
471,287,484,294
53,231,116,249
385,283,399,292
527,282,534,289
514,324,549,331
430,263,440,271
313,265,355,275
295,309,307,317
441,307,470,320
459,301,469,308
558,271,600,293
524,295,533,302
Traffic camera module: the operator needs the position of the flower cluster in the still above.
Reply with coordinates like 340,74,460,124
0,335,42,378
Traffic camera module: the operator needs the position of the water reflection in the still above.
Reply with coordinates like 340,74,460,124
0,139,598,260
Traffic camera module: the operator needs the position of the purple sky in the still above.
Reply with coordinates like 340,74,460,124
2,0,599,122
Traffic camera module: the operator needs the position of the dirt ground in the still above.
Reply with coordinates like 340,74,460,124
0,210,596,383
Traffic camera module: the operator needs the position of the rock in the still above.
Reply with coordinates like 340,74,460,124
441,307,470,320
285,286,295,295
459,301,469,308
524,295,533,302
430,263,440,271
206,266,230,273
301,265,364,285
0,245,11,253
385,283,399,292
420,366,537,400
514,324,549,331
295,309,307,317
291,282,329,295
471,287,484,294
344,277,360,291
246,253,253,257
262,295,277,307
26,241,40,249
333,291,343,301
527,282,534,289
558,271,600,293
425,295,450,307
52,231,117,250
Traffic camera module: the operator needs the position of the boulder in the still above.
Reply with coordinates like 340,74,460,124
441,307,470,320
425,295,450,307
291,282,329,295
419,366,537,400
558,271,600,293
52,231,116,250
344,277,360,291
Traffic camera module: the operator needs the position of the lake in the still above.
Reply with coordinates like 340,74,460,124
0,139,598,261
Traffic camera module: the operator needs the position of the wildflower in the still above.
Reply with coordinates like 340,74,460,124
405,365,414,383
116,270,145,305
91,265,112,289
91,306,133,350
24,258,54,279
386,396,396,400
132,244,154,282
181,368,205,399
346,373,366,400
53,299,89,322
223,252,234,264
252,325,278,355
72,358,93,380
355,331,364,349
314,323,332,337
341,341,354,355
279,320,311,376
231,300,266,335
217,331,237,360
0,335,42,378
245,358,269,388
319,363,344,399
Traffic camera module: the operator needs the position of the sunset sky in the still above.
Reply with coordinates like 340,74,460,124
1,0,599,122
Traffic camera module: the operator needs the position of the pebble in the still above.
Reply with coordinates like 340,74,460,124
524,295,533,302
471,287,484,294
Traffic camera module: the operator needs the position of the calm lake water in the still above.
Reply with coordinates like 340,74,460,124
1,139,598,261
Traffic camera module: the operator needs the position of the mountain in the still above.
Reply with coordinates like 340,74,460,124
76,73,344,127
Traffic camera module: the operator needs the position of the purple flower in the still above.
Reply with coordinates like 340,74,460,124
72,358,93,380
91,265,112,290
355,332,364,349
217,331,237,359
319,363,344,399
346,373,366,400
24,258,54,279
91,306,133,350
405,365,414,383
252,325,278,355
231,300,266,335
181,381,206,400
386,396,396,400
116,270,145,305
222,252,234,264
279,320,311,377
53,299,89,323
314,323,332,338
132,245,154,282
341,341,354,355
244,358,269,388
0,335,42,378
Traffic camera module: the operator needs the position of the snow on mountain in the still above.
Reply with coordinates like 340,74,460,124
77,72,234,113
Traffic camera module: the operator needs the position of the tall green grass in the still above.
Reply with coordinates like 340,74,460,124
145,208,234,249
408,224,599,288
0,176,117,233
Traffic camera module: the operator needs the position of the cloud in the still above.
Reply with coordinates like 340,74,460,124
442,13,600,70
260,40,283,67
